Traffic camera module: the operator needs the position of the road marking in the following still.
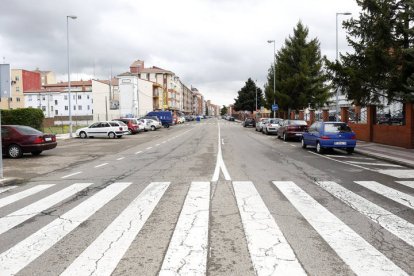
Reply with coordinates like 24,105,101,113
212,122,231,181
346,161,402,167
61,171,82,179
0,186,17,194
273,181,407,276
162,141,166,144
135,151,142,155
116,157,125,161
326,155,374,160
0,182,131,275
0,185,54,209
221,138,224,145
94,163,108,168
62,182,170,276
308,151,377,172
317,181,414,247
283,141,287,144
233,181,306,275
0,183,92,235
160,182,210,276
396,181,414,189
354,181,414,210
377,169,414,179
146,147,153,150
289,144,296,147
155,144,160,147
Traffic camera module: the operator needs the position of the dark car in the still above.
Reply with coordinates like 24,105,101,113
113,118,141,134
243,118,256,127
277,120,308,141
302,121,356,154
1,125,57,158
228,116,235,121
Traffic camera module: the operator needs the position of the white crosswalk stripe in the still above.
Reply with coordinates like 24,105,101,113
273,181,408,276
62,182,170,276
354,181,414,210
0,186,17,194
0,179,412,275
317,181,414,247
159,182,210,275
0,184,54,209
0,182,131,275
233,181,306,275
0,183,93,235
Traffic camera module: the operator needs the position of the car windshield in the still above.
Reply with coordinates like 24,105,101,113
324,123,352,133
14,125,43,135
269,119,280,124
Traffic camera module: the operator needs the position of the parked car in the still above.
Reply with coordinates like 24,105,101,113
262,118,283,135
255,118,269,132
243,118,256,127
113,118,141,134
140,119,161,131
1,125,57,158
277,120,308,141
228,116,235,121
146,111,173,128
302,121,356,154
76,121,128,139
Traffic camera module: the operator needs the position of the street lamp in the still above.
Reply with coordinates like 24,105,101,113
267,40,276,118
67,15,77,137
335,12,351,121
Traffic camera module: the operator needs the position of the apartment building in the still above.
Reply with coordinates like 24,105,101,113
91,78,120,121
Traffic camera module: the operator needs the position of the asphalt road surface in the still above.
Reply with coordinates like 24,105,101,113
0,118,413,275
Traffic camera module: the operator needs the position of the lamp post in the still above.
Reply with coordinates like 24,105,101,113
335,12,351,121
67,15,77,137
267,40,276,118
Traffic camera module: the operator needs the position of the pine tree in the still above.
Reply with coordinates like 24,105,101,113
234,78,264,112
326,0,414,105
265,22,330,112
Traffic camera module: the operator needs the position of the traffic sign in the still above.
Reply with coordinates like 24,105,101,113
272,104,279,111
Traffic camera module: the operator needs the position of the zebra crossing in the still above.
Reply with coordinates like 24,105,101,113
0,178,413,275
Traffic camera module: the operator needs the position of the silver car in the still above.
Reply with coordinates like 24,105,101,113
255,118,269,132
262,118,283,135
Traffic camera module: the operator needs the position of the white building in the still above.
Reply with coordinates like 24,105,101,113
117,73,154,117
91,79,120,121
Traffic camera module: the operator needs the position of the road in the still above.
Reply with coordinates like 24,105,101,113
0,118,413,275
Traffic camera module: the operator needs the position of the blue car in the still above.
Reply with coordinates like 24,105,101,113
301,121,356,154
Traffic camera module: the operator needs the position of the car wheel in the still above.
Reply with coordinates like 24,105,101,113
8,144,23,158
265,129,269,135
79,131,87,139
151,125,156,131
301,138,307,149
116,135,122,139
347,148,354,154
108,132,116,139
283,133,288,141
316,142,324,154
31,150,42,156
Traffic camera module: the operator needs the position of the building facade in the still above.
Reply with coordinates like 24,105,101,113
91,78,120,121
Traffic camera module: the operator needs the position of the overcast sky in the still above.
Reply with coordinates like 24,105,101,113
0,0,361,106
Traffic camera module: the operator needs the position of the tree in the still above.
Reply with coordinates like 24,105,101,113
220,105,228,115
325,0,414,105
234,78,264,112
265,21,330,112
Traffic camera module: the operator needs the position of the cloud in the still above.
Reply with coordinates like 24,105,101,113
0,0,361,106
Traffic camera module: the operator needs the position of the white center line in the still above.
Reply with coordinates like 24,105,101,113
290,144,296,147
94,163,108,168
347,161,402,167
146,147,153,150
135,151,142,155
61,171,82,179
212,122,231,181
116,157,125,161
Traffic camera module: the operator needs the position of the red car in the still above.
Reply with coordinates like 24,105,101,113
1,125,57,158
113,118,141,134
277,120,308,141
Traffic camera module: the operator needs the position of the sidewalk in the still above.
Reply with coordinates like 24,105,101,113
355,140,414,168
56,133,73,140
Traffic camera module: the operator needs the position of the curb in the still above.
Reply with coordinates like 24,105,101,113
354,149,414,169
0,177,25,187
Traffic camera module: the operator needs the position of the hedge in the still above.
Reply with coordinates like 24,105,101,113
1,108,45,130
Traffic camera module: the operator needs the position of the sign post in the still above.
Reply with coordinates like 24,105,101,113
271,104,279,118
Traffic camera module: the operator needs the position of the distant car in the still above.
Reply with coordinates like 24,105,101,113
113,118,140,134
277,120,308,141
1,125,57,158
228,116,235,121
243,118,256,127
302,121,356,154
146,111,173,128
262,118,283,135
76,121,128,139
140,119,161,131
255,118,268,132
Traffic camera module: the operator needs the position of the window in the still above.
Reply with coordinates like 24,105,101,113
65,106,68,110
51,106,54,111
42,106,46,111
78,95,81,99
28,95,32,101
16,97,20,102
55,110,58,115
42,96,46,101
16,86,20,92
74,106,76,110
78,105,82,110
87,95,90,99
64,95,68,100
324,123,352,133
87,105,90,110
15,76,19,81
55,100,58,105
